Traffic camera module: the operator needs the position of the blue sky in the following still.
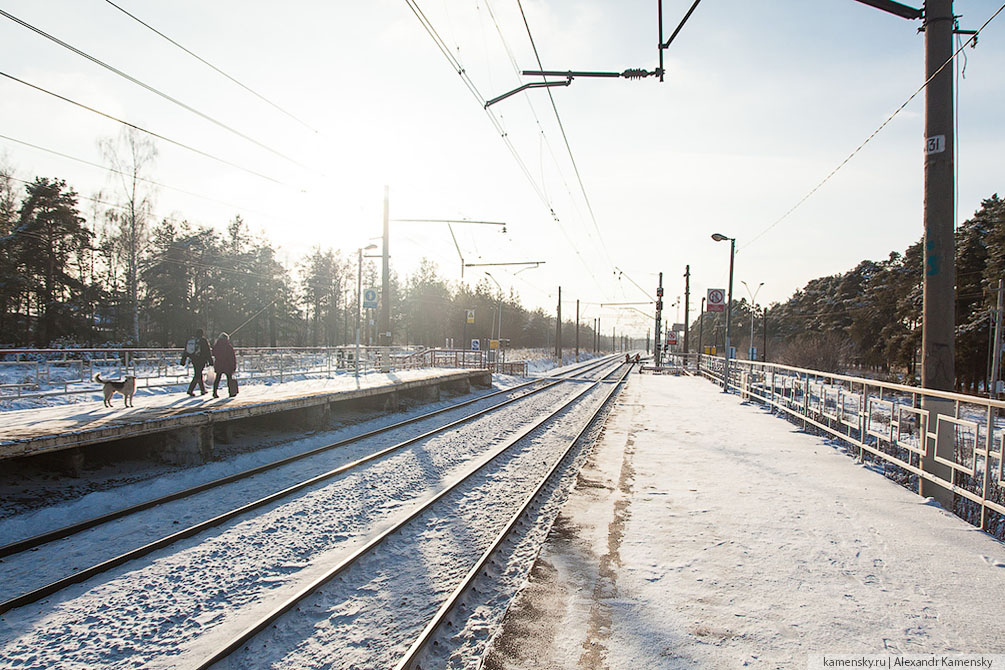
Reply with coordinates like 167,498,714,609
1,0,1002,335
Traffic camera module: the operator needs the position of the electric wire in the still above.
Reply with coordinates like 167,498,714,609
739,2,1005,252
483,1,582,230
101,0,319,135
0,9,312,171
7,174,127,214
0,133,287,222
403,0,608,298
482,0,613,297
0,71,292,187
514,0,615,272
614,265,654,300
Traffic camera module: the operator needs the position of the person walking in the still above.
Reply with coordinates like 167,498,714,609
181,328,214,396
211,332,238,398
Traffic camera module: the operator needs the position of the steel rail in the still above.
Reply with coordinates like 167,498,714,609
0,357,620,615
189,364,613,670
395,363,632,669
0,355,615,559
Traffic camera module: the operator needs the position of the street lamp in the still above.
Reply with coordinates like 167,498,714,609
356,243,378,380
711,233,735,391
741,280,764,361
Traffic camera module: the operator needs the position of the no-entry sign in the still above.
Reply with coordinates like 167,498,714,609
707,288,726,313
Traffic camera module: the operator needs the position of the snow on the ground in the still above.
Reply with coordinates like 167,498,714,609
0,348,599,413
484,374,1005,669
0,360,616,669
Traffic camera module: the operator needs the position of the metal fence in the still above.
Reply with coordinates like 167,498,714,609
697,354,1005,536
0,346,516,402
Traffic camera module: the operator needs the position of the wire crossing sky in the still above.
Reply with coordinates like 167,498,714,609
0,0,1002,334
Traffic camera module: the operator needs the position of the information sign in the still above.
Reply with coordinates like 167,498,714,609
362,288,378,309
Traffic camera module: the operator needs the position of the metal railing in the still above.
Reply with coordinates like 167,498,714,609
697,354,1005,536
0,346,513,402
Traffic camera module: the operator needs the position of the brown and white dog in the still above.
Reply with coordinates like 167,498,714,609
95,374,136,408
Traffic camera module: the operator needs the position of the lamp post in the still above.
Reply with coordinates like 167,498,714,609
356,243,378,379
711,233,735,390
741,280,764,361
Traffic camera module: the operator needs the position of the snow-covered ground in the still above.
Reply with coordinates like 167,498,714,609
0,347,599,411
0,356,620,669
484,374,1005,668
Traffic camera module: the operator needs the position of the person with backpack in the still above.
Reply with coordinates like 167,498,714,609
180,328,214,396
211,332,238,398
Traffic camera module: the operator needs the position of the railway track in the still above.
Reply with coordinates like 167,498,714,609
0,357,631,668
0,356,620,612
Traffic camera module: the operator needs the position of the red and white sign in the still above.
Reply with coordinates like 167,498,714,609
667,332,678,346
707,288,726,313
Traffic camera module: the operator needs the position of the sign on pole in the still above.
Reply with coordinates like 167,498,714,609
470,338,480,351
667,332,678,346
466,309,475,324
707,288,725,313
362,288,378,309
489,339,499,350
672,323,684,332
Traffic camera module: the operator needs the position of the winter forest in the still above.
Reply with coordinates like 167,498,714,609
1,132,1003,393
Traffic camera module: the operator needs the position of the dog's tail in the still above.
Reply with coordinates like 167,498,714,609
95,374,107,384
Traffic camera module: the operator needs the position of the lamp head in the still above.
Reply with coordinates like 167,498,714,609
364,243,378,251
711,233,730,242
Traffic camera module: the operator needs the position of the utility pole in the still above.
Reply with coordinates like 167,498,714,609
852,0,958,509
991,279,1004,398
683,264,690,354
556,286,562,362
655,272,664,368
576,299,580,362
698,297,705,355
380,186,391,347
762,306,768,363
921,0,956,504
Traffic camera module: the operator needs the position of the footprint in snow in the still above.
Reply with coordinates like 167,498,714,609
980,555,1005,568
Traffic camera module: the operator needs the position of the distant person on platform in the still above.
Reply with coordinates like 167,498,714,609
211,332,239,398
181,328,214,396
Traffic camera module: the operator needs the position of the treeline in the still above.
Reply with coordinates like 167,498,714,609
689,193,1005,393
0,169,610,352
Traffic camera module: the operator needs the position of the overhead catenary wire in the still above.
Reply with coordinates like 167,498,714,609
402,0,610,299
101,0,320,135
0,71,294,187
0,8,313,172
740,1,1005,252
514,0,616,273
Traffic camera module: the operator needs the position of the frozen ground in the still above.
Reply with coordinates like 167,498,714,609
484,374,1005,669
0,351,598,518
0,347,595,411
0,355,619,669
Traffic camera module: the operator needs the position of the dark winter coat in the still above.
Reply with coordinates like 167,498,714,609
181,336,213,368
212,337,237,375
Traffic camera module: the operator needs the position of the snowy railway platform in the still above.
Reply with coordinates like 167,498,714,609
0,367,491,470
485,374,1005,668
